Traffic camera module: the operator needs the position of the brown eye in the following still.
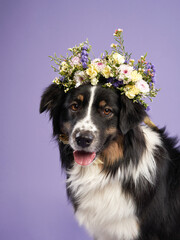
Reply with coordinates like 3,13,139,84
103,108,112,115
70,103,79,111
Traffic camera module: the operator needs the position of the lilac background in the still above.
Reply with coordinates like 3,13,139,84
1,0,180,239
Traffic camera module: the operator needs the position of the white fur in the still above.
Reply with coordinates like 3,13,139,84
72,86,97,133
67,125,162,239
117,126,161,185
69,86,98,151
134,125,161,184
67,164,139,240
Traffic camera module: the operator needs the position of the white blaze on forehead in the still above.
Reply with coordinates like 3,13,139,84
73,86,97,132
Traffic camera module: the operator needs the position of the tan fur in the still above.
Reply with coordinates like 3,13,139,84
59,134,69,144
100,135,124,166
77,94,84,102
61,122,71,136
105,127,117,135
144,116,157,129
99,100,106,107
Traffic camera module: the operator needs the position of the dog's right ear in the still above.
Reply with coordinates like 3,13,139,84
39,84,64,117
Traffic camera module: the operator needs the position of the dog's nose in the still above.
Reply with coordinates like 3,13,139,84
76,132,94,148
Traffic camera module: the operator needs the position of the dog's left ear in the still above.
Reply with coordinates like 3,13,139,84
39,83,64,118
119,95,147,135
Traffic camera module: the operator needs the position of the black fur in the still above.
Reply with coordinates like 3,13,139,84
40,83,180,240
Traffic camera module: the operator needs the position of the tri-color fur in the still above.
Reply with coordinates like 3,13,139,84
40,83,180,240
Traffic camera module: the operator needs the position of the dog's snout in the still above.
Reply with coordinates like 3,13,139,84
75,132,94,148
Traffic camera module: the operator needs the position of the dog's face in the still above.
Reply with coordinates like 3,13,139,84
60,85,120,165
40,83,146,166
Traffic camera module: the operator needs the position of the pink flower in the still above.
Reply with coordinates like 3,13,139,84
135,80,150,94
92,58,106,72
70,56,81,66
118,64,133,83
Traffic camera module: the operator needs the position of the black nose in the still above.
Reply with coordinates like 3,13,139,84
76,132,94,148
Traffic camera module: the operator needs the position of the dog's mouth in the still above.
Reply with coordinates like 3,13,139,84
73,151,96,166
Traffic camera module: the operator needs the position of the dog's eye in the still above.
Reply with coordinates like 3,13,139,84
103,108,112,116
70,103,79,112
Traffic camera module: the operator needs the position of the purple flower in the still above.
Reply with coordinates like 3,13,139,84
107,78,123,88
81,50,88,56
81,56,88,62
146,106,150,111
82,62,87,69
146,63,151,69
82,45,88,51
81,48,89,66
152,76,156,83
107,77,114,83
151,64,155,70
112,80,123,87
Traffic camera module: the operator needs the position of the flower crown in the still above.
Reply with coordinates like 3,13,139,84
50,29,159,109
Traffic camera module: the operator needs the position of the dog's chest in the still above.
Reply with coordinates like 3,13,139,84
67,164,139,240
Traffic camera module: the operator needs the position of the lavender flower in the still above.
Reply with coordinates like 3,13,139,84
107,78,123,87
82,45,88,51
81,47,89,68
81,55,88,62
112,80,123,87
82,62,87,69
146,106,150,111
81,50,88,56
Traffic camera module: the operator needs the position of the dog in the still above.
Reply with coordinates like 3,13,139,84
40,82,180,240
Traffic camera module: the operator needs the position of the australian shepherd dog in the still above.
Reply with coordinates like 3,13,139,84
40,82,180,240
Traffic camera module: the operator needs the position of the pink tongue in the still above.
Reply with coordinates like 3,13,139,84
73,151,96,166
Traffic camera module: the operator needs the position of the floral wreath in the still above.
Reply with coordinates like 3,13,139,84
50,29,159,109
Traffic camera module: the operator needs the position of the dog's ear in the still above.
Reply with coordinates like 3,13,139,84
39,84,64,117
119,95,147,135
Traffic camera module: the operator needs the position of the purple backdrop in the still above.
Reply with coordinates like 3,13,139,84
1,0,180,239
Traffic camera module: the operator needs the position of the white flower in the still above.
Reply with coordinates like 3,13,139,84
118,64,134,82
74,71,86,88
70,56,81,66
135,80,150,94
106,83,112,87
92,58,101,63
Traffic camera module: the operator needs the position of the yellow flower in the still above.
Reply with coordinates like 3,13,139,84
102,65,112,78
60,61,69,74
131,70,142,82
52,77,60,85
125,85,140,99
91,78,98,86
86,64,98,79
112,53,125,64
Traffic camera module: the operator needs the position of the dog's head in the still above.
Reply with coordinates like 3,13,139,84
40,83,147,166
